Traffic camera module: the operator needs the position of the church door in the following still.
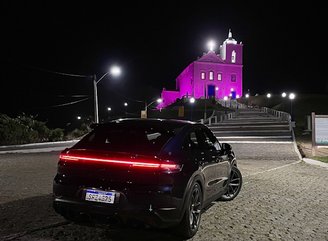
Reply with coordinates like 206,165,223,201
207,85,215,98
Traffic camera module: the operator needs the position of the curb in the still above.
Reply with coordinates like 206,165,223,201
303,158,328,169
0,140,79,149
291,129,303,160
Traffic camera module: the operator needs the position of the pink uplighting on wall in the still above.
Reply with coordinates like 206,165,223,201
159,30,243,108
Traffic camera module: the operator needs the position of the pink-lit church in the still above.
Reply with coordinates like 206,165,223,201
158,30,243,108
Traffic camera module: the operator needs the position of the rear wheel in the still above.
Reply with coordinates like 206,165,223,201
177,182,203,239
220,166,242,201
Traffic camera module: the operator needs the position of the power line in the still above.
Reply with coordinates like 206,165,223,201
49,97,90,108
21,63,90,78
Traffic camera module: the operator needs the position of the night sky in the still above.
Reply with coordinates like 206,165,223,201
1,1,326,128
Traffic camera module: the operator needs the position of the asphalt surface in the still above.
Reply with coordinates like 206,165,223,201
0,109,327,240
0,144,327,241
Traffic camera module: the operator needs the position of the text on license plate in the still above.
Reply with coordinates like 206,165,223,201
85,189,115,204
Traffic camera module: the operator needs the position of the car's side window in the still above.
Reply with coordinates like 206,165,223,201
190,132,199,146
202,128,222,151
184,129,203,150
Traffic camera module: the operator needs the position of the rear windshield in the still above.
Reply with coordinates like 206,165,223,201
74,123,182,155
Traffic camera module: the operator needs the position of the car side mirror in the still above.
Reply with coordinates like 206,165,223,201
221,143,232,152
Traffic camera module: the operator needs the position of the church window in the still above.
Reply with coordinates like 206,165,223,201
231,74,236,82
217,73,222,81
209,71,214,80
231,50,236,63
201,72,206,80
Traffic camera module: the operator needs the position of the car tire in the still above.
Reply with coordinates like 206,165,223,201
219,166,242,201
176,182,203,239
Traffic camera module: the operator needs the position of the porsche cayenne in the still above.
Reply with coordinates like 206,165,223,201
53,119,242,238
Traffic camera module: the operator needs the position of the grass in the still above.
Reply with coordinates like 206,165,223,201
311,156,328,163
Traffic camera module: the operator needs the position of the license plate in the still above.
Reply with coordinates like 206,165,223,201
85,189,115,204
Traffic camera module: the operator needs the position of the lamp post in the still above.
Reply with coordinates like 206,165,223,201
189,97,195,121
145,98,162,118
93,65,121,123
266,93,271,107
107,107,112,120
245,93,250,106
289,93,296,120
223,96,228,114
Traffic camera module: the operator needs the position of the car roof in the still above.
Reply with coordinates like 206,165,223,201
94,118,199,129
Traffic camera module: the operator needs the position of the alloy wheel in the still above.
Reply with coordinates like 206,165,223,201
189,186,202,231
220,166,242,201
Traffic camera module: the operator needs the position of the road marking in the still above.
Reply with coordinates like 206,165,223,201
217,136,292,139
244,160,302,178
209,124,289,128
212,130,291,133
225,141,293,144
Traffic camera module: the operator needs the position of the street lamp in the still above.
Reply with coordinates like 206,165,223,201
223,96,228,107
124,102,128,107
289,93,296,120
189,97,195,120
144,98,162,118
107,107,112,120
77,116,81,120
266,93,271,107
282,92,287,98
93,65,121,123
245,93,250,106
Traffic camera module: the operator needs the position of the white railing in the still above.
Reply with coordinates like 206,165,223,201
262,107,293,130
217,99,248,109
201,111,235,125
262,107,291,121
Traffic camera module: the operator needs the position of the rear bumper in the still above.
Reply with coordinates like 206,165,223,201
53,183,184,227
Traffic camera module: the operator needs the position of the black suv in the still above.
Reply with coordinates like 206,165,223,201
53,119,242,238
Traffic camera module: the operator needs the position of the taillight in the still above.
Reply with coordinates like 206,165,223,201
59,154,182,173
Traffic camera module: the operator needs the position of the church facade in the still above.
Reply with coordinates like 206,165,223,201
158,30,243,108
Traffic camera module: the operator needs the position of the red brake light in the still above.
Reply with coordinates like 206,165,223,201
59,154,182,173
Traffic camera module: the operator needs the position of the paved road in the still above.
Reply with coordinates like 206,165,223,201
0,110,327,240
1,148,327,240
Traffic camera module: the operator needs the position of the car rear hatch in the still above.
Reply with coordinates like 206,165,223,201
57,148,166,190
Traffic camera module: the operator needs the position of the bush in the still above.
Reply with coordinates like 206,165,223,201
49,128,64,142
68,128,88,139
0,113,64,145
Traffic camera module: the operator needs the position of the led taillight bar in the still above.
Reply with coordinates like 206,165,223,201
59,154,182,171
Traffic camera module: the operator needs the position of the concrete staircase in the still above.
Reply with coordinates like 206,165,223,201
207,108,293,143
